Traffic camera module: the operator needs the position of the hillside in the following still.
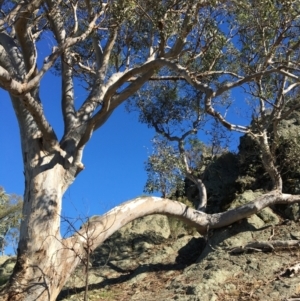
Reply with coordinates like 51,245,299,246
1,116,300,300
56,206,300,301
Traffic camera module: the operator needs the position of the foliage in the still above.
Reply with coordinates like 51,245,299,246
144,132,229,199
0,188,22,254
144,136,184,198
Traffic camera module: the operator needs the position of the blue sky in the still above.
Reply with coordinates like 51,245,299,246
0,71,158,233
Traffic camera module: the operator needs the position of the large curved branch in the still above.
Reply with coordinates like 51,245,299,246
68,191,300,252
76,68,157,149
77,52,223,131
94,69,156,128
76,58,168,148
78,57,276,146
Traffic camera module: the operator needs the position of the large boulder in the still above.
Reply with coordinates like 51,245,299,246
118,214,171,240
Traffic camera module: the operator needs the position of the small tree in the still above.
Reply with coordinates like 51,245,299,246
144,133,229,209
132,80,230,210
144,136,185,198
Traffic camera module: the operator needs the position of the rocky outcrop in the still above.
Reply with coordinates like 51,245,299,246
1,197,299,301
169,219,300,301
56,195,300,301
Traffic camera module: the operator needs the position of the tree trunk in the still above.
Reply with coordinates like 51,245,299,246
1,160,83,301
186,175,207,211
0,91,89,300
258,133,283,191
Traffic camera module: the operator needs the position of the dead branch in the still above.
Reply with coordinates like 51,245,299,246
229,240,300,254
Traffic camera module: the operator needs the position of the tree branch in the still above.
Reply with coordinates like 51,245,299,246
229,240,300,254
68,191,300,252
0,66,24,93
76,26,118,121
0,2,23,31
20,93,59,147
205,94,249,133
165,1,201,59
14,1,42,81
77,69,156,149
46,0,77,134
23,9,102,93
84,0,107,68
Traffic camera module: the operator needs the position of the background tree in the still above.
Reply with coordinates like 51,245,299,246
144,136,185,199
1,1,300,300
0,188,22,255
197,0,300,192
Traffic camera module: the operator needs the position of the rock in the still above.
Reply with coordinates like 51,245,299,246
284,203,300,221
120,214,171,240
228,190,263,209
290,231,300,240
247,214,265,229
0,256,11,266
92,214,171,267
257,207,280,225
203,152,240,212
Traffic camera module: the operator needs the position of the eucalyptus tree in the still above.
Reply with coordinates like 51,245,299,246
196,0,300,192
1,1,300,300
